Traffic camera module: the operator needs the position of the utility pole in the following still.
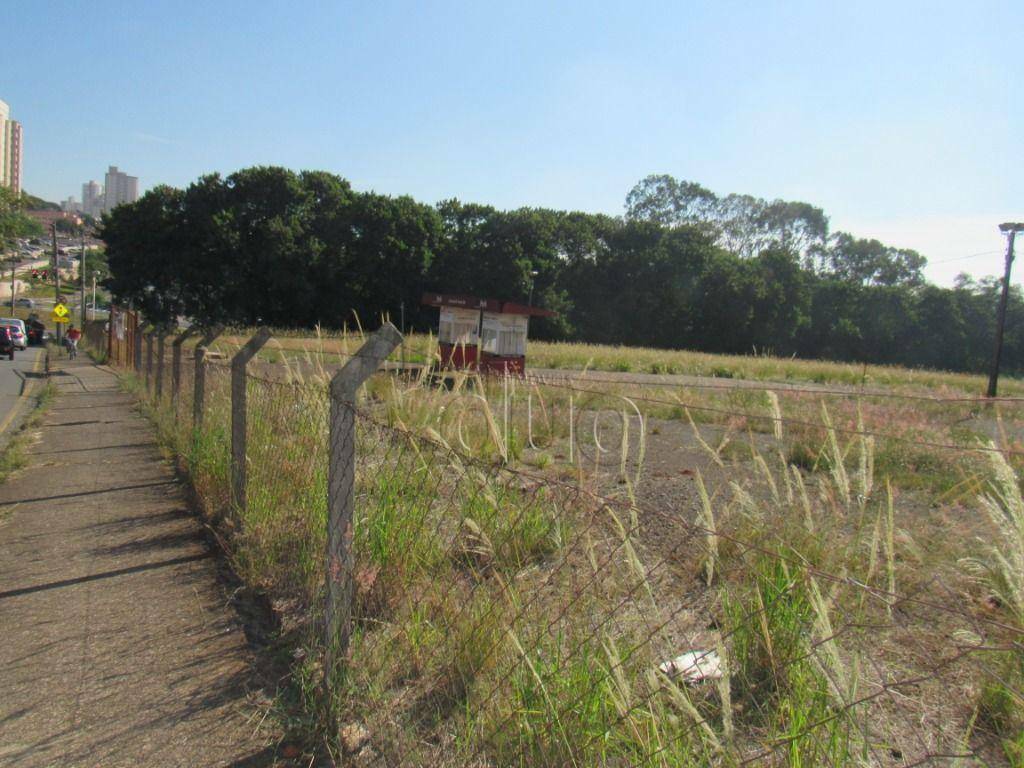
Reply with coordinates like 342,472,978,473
987,222,1024,398
80,222,87,328
92,274,96,321
52,223,62,345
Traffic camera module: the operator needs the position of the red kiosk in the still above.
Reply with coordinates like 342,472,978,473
421,293,555,374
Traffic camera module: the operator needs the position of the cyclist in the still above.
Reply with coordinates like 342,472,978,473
65,324,82,359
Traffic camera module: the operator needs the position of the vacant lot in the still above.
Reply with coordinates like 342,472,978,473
118,330,1024,766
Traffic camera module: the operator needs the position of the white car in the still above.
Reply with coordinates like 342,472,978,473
0,319,27,350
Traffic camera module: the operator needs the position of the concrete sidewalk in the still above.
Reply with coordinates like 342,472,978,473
0,358,281,767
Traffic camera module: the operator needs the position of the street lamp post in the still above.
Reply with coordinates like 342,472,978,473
527,269,539,306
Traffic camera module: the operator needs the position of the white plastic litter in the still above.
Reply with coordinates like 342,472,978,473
658,650,723,683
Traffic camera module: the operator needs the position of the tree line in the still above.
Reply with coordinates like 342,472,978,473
99,166,1020,374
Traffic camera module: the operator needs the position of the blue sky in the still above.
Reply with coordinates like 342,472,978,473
6,0,1021,284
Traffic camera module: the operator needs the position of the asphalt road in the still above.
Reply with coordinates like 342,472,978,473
0,346,46,442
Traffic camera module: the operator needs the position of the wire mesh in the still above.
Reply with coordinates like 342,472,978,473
336,409,1018,767
245,373,330,602
96,330,1024,767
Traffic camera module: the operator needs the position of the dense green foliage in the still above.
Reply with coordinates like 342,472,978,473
19,192,61,211
100,166,1020,373
0,188,43,253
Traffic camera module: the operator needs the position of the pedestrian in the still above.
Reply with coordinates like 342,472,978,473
66,324,82,359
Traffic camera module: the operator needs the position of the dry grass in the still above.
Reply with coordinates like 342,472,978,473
206,329,1024,396
105,330,1024,766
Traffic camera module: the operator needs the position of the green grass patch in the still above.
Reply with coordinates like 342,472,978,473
0,380,57,488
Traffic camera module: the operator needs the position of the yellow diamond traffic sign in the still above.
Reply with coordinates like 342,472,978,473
53,303,69,318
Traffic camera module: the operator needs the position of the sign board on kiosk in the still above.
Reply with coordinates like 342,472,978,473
437,306,481,368
422,293,555,374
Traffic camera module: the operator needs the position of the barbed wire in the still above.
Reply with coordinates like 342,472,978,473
101,338,1024,640
203,330,1024,405
512,372,1024,458
97,328,1022,766
525,369,1024,405
209,348,1024,459
354,408,1024,640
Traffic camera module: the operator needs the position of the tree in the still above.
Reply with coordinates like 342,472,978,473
99,185,187,325
0,187,42,257
826,232,926,287
19,192,60,211
624,175,717,227
624,174,828,264
343,191,442,329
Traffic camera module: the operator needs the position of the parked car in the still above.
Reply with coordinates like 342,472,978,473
1,325,26,351
0,319,27,350
25,315,45,346
0,327,15,360
15,298,34,308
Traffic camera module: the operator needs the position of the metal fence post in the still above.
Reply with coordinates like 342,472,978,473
171,328,198,410
325,322,402,684
192,327,223,429
145,332,154,392
230,328,272,517
155,331,168,400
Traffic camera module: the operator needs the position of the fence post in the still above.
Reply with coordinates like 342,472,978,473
133,323,143,373
230,328,272,517
171,328,198,409
145,332,154,392
155,331,168,400
107,309,115,364
325,322,402,685
192,326,223,429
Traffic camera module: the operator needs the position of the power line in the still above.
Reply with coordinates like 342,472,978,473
928,249,1002,266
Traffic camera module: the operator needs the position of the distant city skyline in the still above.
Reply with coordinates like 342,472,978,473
5,2,1021,286
62,168,139,218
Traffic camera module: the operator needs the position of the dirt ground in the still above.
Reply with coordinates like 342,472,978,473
0,358,284,767
560,408,1010,766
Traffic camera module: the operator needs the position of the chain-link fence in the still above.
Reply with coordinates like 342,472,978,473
83,324,1024,767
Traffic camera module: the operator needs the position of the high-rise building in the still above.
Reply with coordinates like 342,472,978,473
0,99,7,189
82,180,103,218
62,196,81,213
0,99,23,195
103,166,138,212
6,121,22,195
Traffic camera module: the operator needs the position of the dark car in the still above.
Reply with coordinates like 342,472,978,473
0,328,15,360
25,315,45,346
